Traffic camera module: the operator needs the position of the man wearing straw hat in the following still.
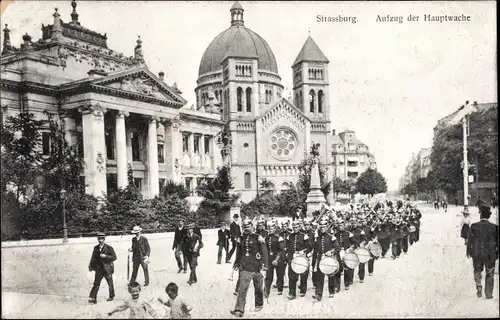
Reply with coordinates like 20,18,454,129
129,226,151,287
88,232,117,304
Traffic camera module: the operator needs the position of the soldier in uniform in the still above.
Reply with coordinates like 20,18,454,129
361,218,377,276
264,221,285,296
312,219,341,301
351,219,368,283
331,219,344,293
256,219,268,238
231,219,268,318
391,217,404,259
285,221,313,300
339,221,355,290
401,214,410,254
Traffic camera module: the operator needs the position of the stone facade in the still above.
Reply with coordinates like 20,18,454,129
0,2,224,199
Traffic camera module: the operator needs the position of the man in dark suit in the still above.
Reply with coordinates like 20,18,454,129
217,222,231,264
129,226,151,286
467,206,499,299
227,214,242,263
88,232,117,304
173,220,188,274
182,223,204,285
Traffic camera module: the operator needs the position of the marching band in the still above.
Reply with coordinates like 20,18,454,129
229,199,422,316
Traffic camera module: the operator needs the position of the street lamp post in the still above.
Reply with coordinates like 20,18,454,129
462,115,469,213
60,188,68,243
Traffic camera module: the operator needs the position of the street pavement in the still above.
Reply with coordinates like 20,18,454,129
1,204,498,319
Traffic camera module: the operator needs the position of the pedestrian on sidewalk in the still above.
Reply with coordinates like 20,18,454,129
217,222,230,264
88,232,116,304
227,214,242,263
460,208,471,245
108,282,157,318
129,226,151,287
158,282,193,319
181,223,203,285
173,220,188,274
466,206,499,299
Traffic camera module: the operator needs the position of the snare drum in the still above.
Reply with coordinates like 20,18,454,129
290,255,310,274
319,256,339,275
355,247,371,264
368,242,383,258
344,251,360,269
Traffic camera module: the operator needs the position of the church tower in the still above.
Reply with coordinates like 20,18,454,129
292,35,330,121
292,36,334,199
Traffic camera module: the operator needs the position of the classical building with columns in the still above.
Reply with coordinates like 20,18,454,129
1,1,223,199
1,1,377,203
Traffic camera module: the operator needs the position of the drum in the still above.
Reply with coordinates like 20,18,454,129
319,256,339,275
344,252,360,269
355,247,371,264
368,242,382,258
290,255,310,274
409,225,417,233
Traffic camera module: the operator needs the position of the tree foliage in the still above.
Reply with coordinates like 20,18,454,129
161,180,190,199
355,168,388,195
196,166,240,217
430,106,498,195
1,112,45,205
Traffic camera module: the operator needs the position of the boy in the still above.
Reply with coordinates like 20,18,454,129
158,282,193,319
108,282,157,318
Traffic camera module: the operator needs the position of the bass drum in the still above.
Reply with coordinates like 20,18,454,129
409,225,417,233
319,256,339,275
368,242,383,258
355,247,371,264
344,251,360,269
290,255,310,275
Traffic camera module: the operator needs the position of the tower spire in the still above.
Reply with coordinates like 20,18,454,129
71,0,80,24
230,1,244,26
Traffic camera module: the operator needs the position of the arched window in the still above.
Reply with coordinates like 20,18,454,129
246,87,252,112
309,89,316,113
244,172,251,189
318,90,324,114
281,182,290,191
237,87,243,112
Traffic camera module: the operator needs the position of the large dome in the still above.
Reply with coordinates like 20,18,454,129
198,26,279,76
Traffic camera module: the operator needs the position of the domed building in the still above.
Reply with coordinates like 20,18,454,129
195,1,335,202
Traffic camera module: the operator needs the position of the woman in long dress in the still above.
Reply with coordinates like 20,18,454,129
460,208,471,245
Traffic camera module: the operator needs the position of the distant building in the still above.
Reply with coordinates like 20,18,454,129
331,129,377,182
399,147,430,192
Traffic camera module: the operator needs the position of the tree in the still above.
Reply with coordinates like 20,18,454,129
1,112,45,205
196,166,240,217
332,177,350,197
161,180,190,199
355,168,388,196
430,106,498,196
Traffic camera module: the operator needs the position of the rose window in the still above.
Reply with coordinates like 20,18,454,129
268,128,298,160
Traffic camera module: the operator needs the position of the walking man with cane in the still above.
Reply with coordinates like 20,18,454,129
129,226,151,287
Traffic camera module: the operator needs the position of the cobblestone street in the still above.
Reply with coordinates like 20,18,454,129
2,204,498,318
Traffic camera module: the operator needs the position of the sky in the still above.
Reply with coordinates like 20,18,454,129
1,1,497,191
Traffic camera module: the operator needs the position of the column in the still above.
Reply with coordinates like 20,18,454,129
188,132,195,167
212,135,222,169
164,117,183,183
305,122,311,156
79,103,107,198
147,116,159,198
199,134,205,168
115,110,129,189
63,116,76,146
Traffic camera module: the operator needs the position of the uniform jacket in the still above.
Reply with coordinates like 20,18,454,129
131,236,151,261
257,228,269,238
264,233,285,264
338,230,354,250
234,232,269,272
217,228,231,246
229,221,241,241
351,228,367,247
285,232,313,262
89,243,117,275
173,227,186,250
312,231,342,269
391,224,404,240
467,219,499,260
363,225,375,242
182,232,204,257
